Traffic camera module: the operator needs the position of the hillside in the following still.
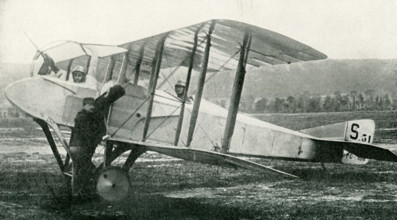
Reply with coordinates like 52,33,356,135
204,59,397,98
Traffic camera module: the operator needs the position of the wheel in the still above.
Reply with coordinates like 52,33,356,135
96,167,130,202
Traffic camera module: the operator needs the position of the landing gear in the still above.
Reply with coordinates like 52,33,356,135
35,117,146,202
97,167,130,202
96,141,146,201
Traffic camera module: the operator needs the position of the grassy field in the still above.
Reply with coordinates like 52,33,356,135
0,111,397,219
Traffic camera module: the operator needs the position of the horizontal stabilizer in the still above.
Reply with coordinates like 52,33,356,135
302,120,375,164
108,138,298,179
313,138,397,162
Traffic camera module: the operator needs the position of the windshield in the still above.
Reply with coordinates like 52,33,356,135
31,41,128,91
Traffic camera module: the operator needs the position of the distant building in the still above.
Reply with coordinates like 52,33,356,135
0,102,27,118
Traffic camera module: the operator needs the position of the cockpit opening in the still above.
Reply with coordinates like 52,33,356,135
31,41,129,92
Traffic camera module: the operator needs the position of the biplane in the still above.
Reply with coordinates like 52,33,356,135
5,19,397,202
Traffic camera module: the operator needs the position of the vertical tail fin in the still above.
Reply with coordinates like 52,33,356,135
344,120,375,144
341,120,375,164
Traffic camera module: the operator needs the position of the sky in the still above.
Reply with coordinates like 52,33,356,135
1,0,397,63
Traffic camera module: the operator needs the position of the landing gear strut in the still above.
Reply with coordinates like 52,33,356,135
35,118,146,202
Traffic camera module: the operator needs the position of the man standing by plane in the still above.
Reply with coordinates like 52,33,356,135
69,85,125,197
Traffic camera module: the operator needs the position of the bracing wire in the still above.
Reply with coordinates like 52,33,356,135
110,96,151,137
194,120,217,147
156,35,207,89
145,105,181,140
148,38,183,140
190,49,240,95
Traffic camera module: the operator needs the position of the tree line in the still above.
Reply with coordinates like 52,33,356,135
253,90,395,113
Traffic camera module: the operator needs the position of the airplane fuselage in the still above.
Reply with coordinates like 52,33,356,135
6,76,343,163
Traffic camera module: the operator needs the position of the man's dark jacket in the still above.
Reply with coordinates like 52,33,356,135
69,85,125,153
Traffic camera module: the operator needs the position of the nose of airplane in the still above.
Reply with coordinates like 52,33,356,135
5,76,75,124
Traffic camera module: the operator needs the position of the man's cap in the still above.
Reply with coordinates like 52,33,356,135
72,65,86,75
83,97,95,106
175,80,186,87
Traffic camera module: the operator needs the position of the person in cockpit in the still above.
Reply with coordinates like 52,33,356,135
38,54,98,90
69,65,98,90
175,80,186,99
174,80,194,102
71,66,86,83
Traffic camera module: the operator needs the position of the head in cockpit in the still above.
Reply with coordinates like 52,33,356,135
175,80,186,99
72,65,87,83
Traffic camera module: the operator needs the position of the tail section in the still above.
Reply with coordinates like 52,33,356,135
300,120,375,164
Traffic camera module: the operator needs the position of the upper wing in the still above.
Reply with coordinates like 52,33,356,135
49,19,327,89
116,19,327,75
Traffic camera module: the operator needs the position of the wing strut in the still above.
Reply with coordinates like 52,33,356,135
66,58,74,81
222,31,252,153
156,36,207,90
34,118,66,173
133,44,146,85
187,21,216,147
142,35,167,141
118,50,130,83
103,55,116,84
174,24,203,146
86,47,99,82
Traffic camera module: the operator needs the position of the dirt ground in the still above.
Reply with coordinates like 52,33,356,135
1,114,397,219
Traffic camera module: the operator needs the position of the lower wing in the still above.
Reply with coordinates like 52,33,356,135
108,138,298,179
